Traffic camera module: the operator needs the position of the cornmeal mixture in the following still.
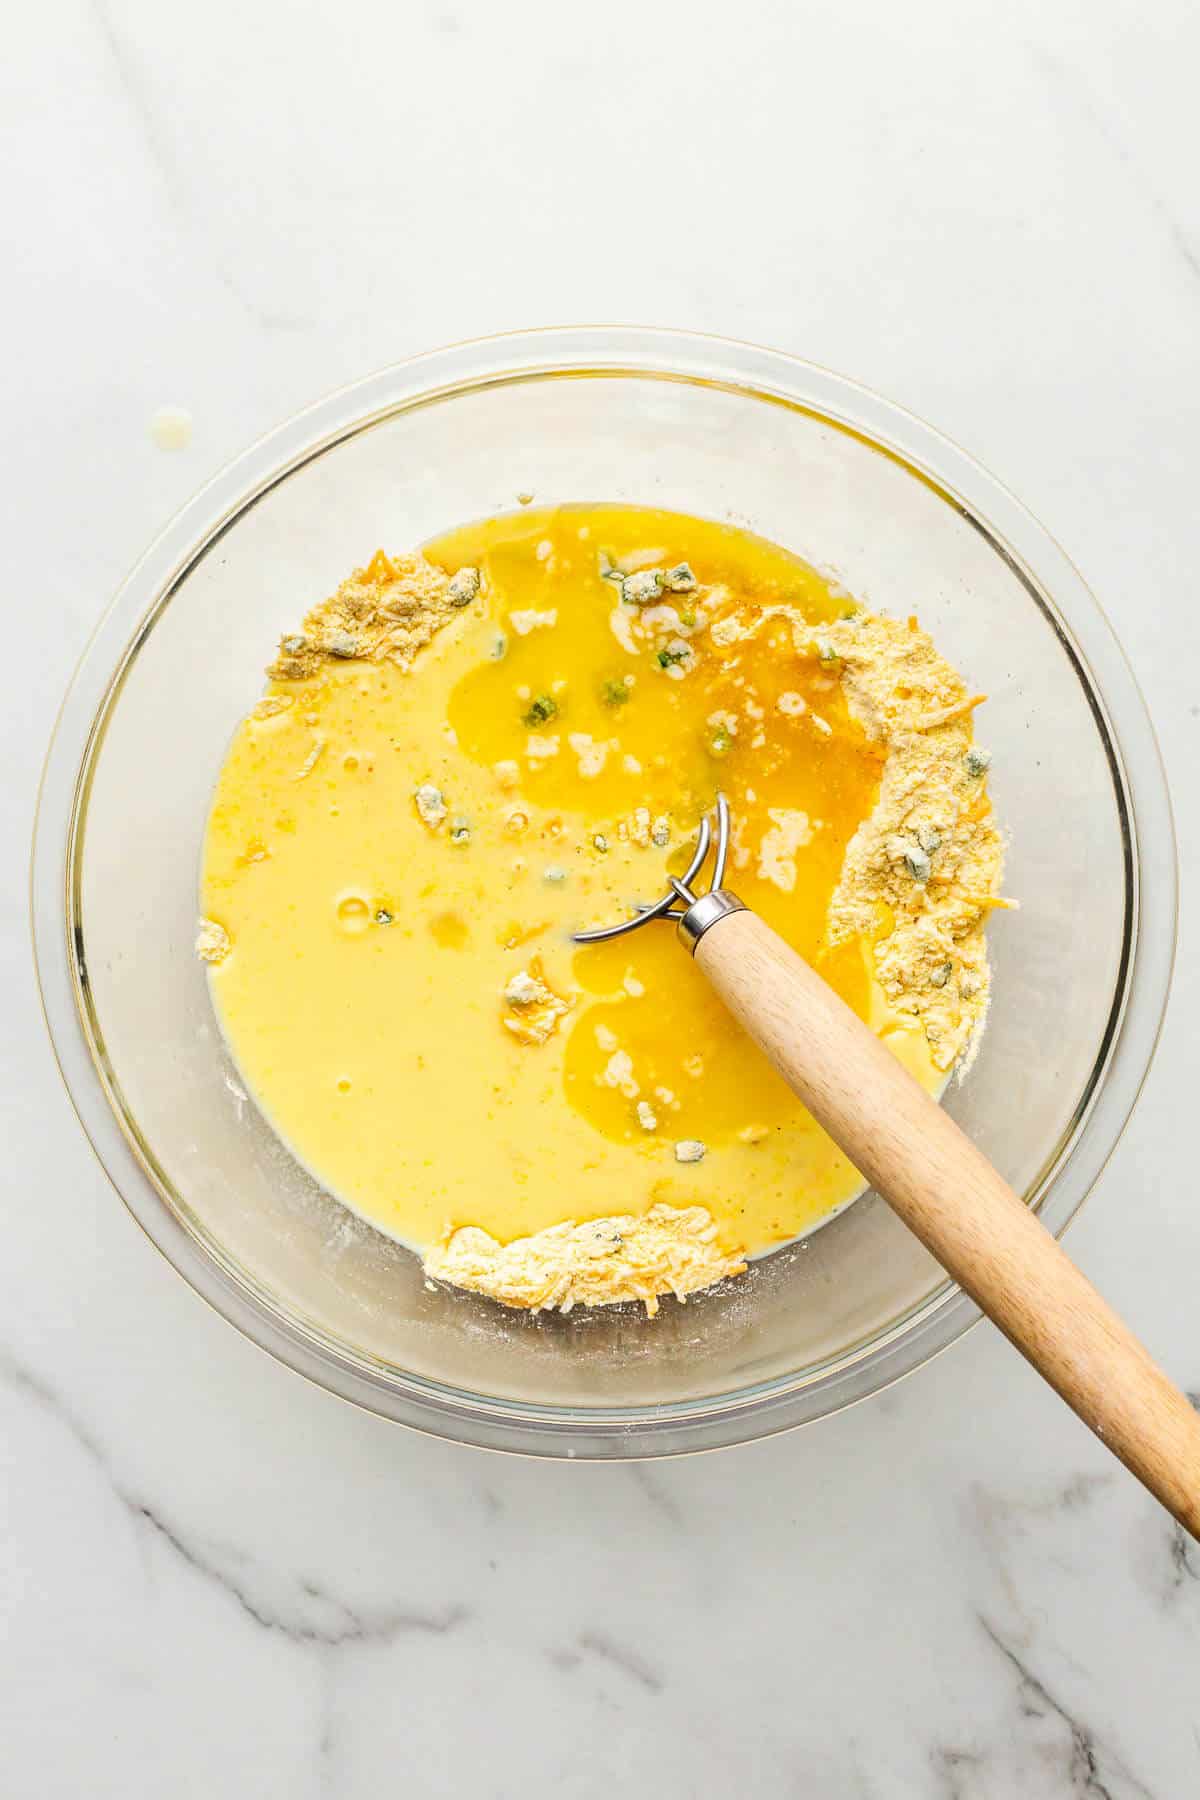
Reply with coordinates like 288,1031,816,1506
200,505,1004,1314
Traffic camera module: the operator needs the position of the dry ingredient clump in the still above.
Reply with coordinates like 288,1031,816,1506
819,610,1007,1072
447,566,481,606
195,918,231,964
425,1203,746,1315
501,960,572,1046
266,550,477,680
413,782,448,830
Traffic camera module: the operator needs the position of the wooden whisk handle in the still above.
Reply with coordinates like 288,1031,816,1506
694,905,1200,1539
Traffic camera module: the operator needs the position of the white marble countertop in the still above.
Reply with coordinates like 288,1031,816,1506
5,3,1198,1793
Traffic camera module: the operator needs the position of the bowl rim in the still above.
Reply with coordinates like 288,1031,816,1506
31,325,1178,1458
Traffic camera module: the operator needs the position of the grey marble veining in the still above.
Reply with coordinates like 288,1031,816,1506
4,1,1199,1794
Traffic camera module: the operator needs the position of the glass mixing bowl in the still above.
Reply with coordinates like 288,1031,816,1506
33,328,1176,1456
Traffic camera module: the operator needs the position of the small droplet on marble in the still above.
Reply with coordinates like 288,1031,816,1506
150,405,193,451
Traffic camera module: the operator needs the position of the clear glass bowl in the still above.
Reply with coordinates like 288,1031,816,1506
32,328,1176,1457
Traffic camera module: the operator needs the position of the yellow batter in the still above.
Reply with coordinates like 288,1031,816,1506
200,504,999,1313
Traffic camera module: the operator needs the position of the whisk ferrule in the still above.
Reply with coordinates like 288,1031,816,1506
675,887,746,954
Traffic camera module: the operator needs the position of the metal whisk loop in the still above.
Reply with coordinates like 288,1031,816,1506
573,795,735,945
